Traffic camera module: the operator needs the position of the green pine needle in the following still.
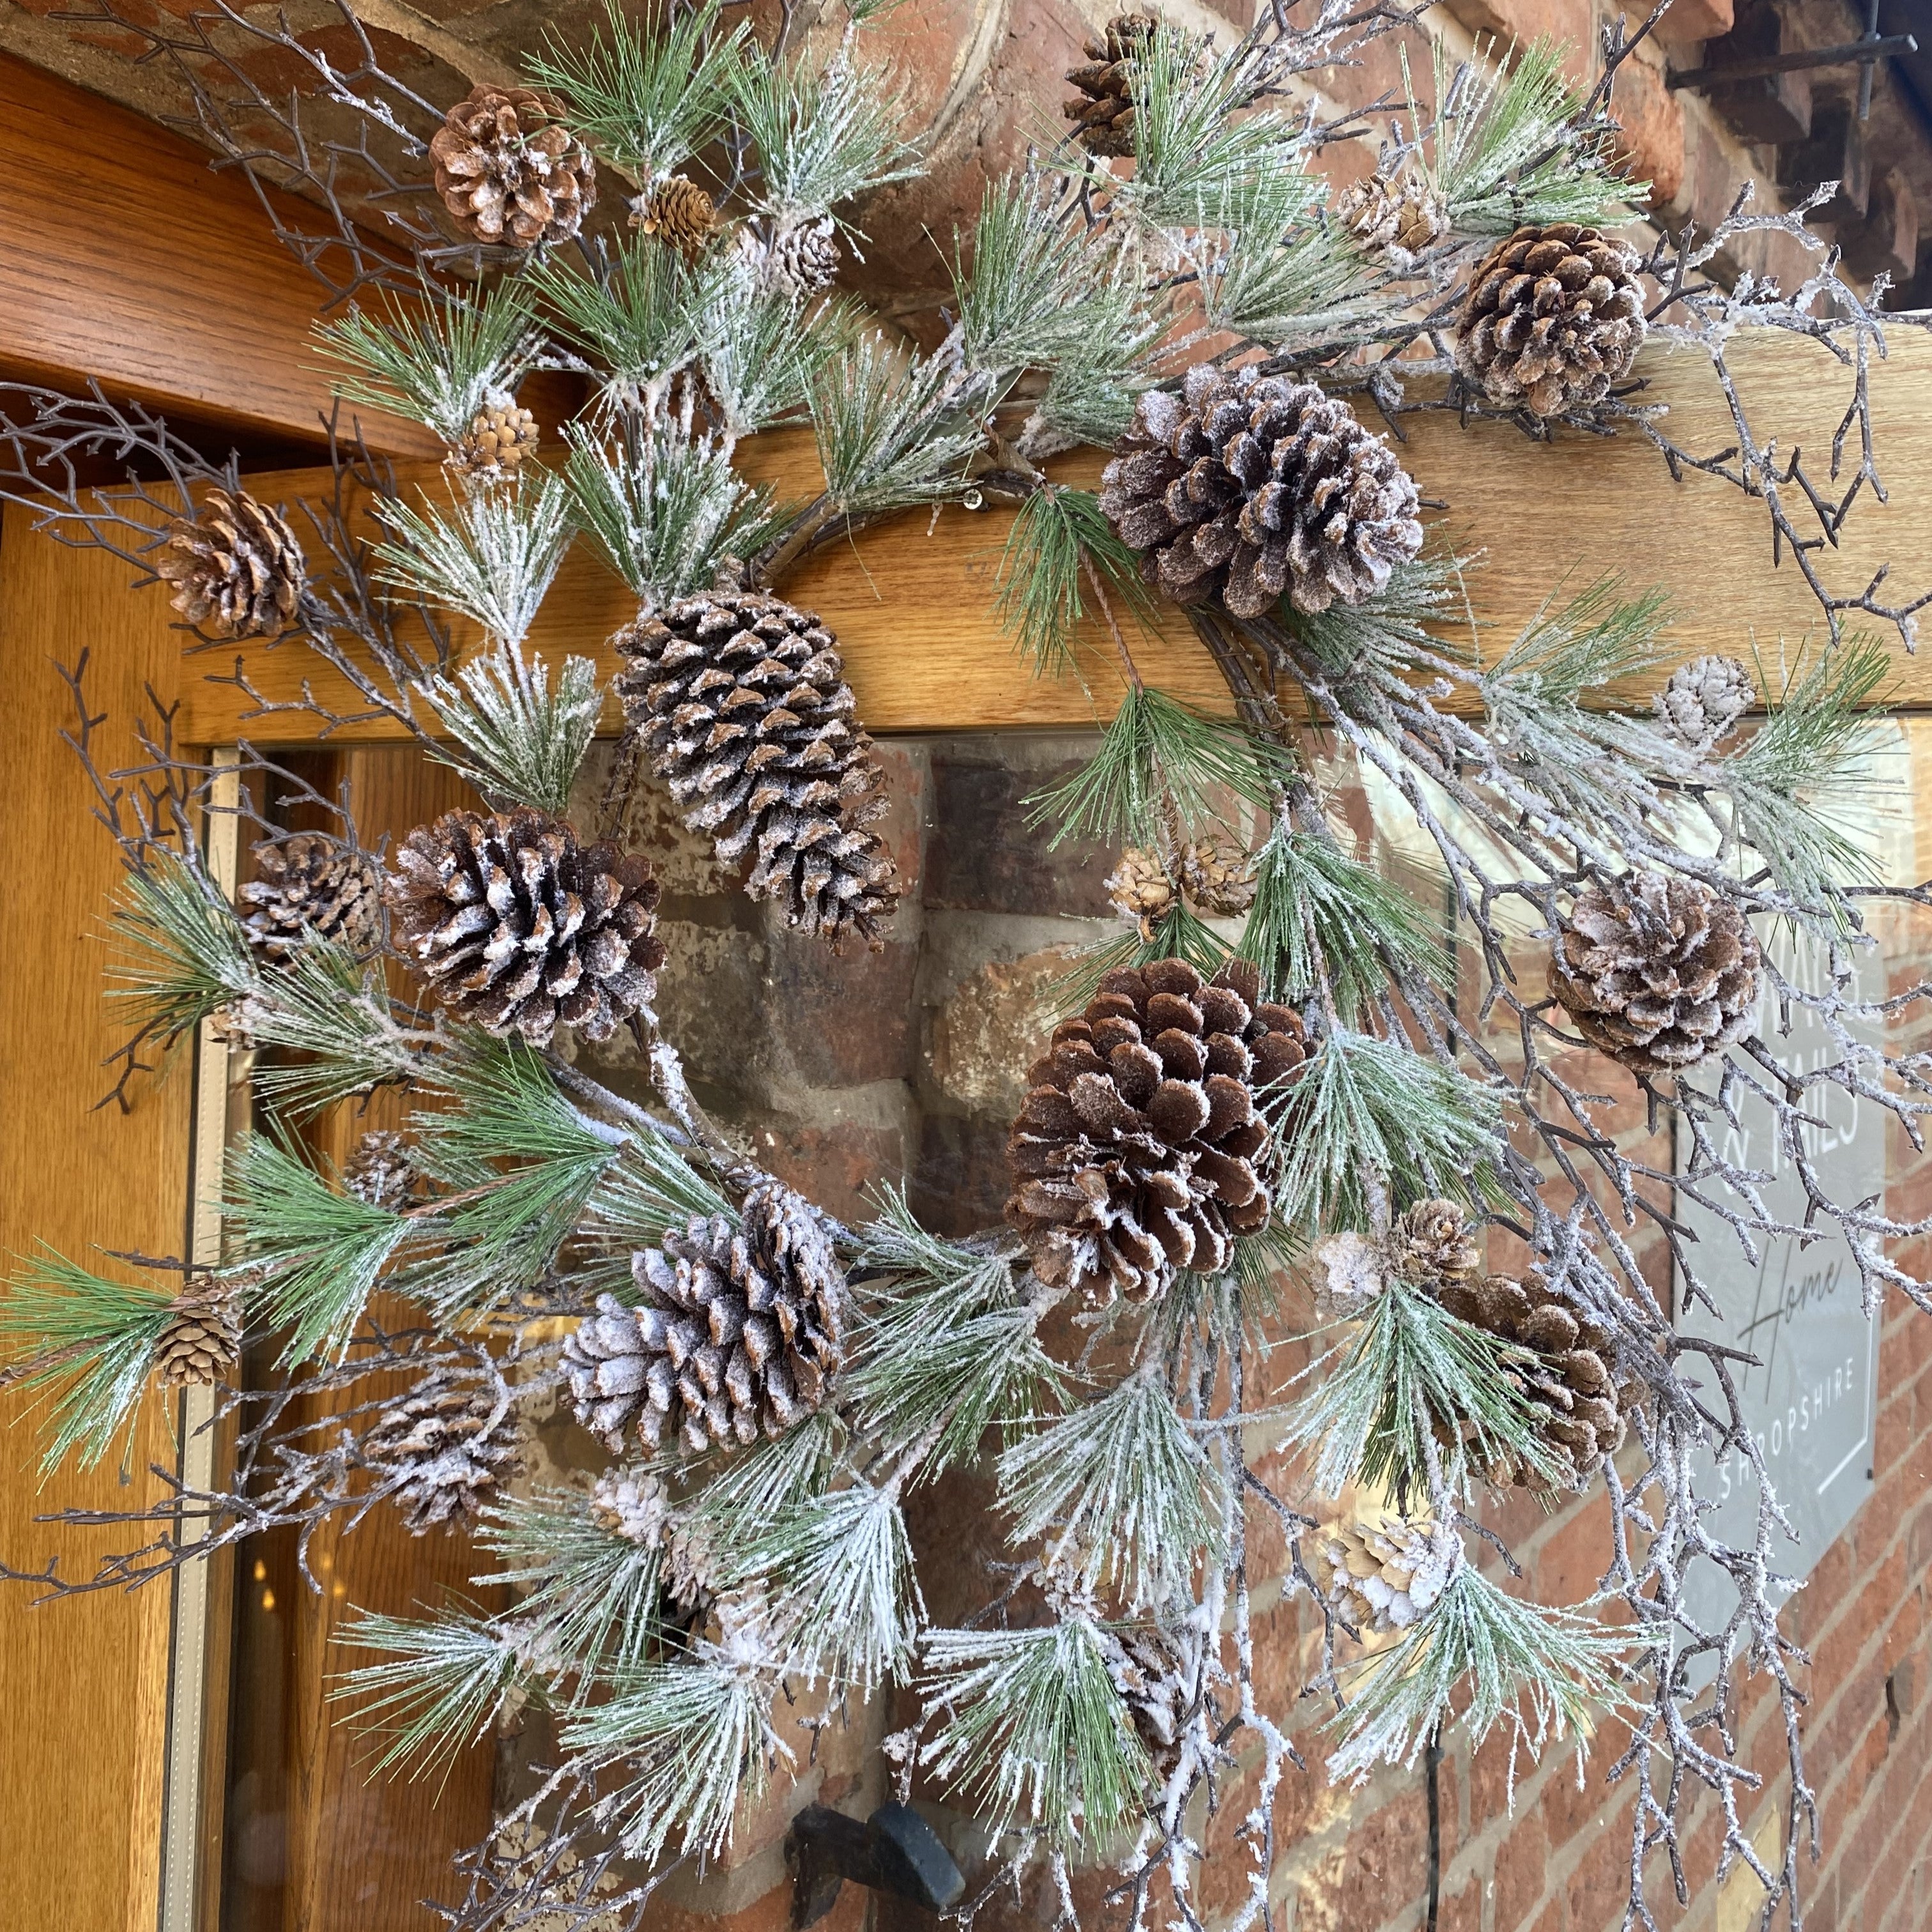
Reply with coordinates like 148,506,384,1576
416,640,603,818
999,1370,1225,1609
0,1251,176,1473
731,43,919,218
106,847,258,1048
1053,901,1234,1013
1238,827,1444,1018
563,1659,778,1864
1327,1563,1634,1784
333,1606,526,1782
922,1616,1149,1850
1028,684,1283,850
681,1406,846,1544
1285,1275,1564,1505
1278,1028,1507,1232
809,335,987,518
530,241,712,402
244,939,420,1120
1290,550,1473,680
992,487,1160,680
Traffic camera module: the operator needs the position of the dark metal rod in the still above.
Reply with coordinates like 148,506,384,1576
1667,33,1917,89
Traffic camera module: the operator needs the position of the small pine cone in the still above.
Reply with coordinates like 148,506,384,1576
1100,366,1423,620
430,84,596,249
155,1282,241,1387
1654,654,1755,753
561,1179,848,1455
385,808,666,1046
613,594,900,949
1436,1273,1643,1488
631,174,721,257
1386,1197,1481,1293
156,489,304,640
362,1363,519,1534
1455,223,1646,418
1309,1229,1384,1317
1007,957,1310,1305
1106,847,1177,929
1178,834,1257,917
1105,1622,1192,1782
1336,169,1447,256
238,834,380,961
1310,1512,1460,1635
747,215,842,296
589,1466,714,1604
342,1130,421,1211
449,394,539,482
1063,13,1160,157
1548,871,1761,1075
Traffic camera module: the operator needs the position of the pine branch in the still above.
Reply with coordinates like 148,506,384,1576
809,336,987,518
245,940,424,1119
992,487,1160,680
921,1616,1149,1850
700,277,857,438
107,846,258,1048
333,1605,528,1781
732,38,919,220
0,1252,174,1472
530,241,713,406
999,1370,1225,1610
1290,549,1473,682
1054,901,1234,1013
1204,222,1383,350
416,639,602,816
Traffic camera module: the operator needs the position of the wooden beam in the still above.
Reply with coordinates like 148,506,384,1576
0,54,437,461
171,324,1932,747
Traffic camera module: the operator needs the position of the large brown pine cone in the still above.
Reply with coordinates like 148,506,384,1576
1548,871,1761,1075
1100,367,1423,620
613,594,900,949
239,834,380,961
1006,956,1310,1304
1455,224,1646,418
1063,13,1160,157
1310,1512,1460,1634
157,489,304,640
561,1179,848,1453
385,808,666,1046
362,1363,519,1533
1436,1273,1643,1489
155,1282,241,1388
430,84,595,249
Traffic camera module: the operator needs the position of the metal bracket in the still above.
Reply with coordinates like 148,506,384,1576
786,1802,966,1929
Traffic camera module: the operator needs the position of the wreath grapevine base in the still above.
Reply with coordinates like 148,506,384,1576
1,4,1930,1931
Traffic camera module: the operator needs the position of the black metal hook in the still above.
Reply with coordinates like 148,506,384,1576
785,1802,966,1929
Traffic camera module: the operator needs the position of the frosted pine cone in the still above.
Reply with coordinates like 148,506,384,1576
1310,1512,1460,1634
1178,834,1258,917
1105,1622,1193,1781
430,84,595,249
363,1363,519,1533
562,1180,848,1454
1310,1229,1384,1317
1455,224,1646,418
1548,871,1761,1075
1654,655,1755,752
1100,367,1423,620
449,393,539,482
239,834,379,961
385,808,665,1046
1436,1273,1643,1489
631,174,720,257
155,1281,241,1387
1385,1197,1481,1292
157,489,304,640
739,215,841,295
589,1466,714,1604
1336,169,1446,256
1063,13,1160,157
614,594,899,949
1105,847,1177,931
1006,957,1310,1304
342,1130,421,1211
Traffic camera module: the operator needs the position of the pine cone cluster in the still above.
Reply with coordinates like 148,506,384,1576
1436,1272,1643,1488
1455,224,1646,418
157,489,304,640
1654,654,1755,753
155,1281,241,1387
363,1364,519,1533
631,174,721,257
239,834,379,961
562,1180,848,1453
1100,367,1423,620
1063,13,1159,157
1007,957,1310,1305
1548,870,1761,1075
739,216,841,296
614,593,900,949
449,394,539,482
1336,168,1446,256
342,1130,422,1211
1310,1512,1460,1635
431,83,595,249
386,808,666,1046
